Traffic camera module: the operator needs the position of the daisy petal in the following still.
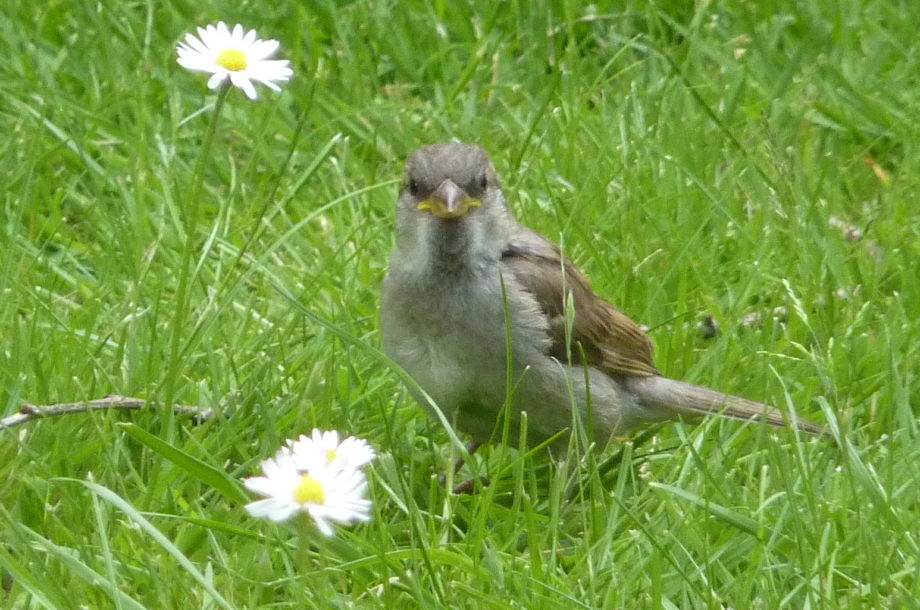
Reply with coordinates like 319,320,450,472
249,39,279,61
230,72,257,99
207,71,228,90
308,510,335,536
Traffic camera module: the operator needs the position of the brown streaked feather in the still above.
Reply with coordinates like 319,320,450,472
502,231,659,377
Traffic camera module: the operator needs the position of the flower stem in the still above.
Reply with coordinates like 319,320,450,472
296,513,328,601
297,513,313,571
162,85,231,423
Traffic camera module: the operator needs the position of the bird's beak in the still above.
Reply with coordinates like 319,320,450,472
417,179,482,219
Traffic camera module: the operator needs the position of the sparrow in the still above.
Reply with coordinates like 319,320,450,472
380,143,823,447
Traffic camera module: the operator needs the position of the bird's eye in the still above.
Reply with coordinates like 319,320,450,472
407,179,420,196
479,173,487,189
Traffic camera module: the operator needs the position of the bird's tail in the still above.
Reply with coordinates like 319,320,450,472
625,375,825,436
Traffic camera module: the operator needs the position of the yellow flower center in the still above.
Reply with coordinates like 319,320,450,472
216,49,247,71
325,449,338,464
293,474,326,505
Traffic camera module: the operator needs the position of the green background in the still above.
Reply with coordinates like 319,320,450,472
1,0,917,607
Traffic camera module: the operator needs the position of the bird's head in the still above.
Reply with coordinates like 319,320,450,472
401,143,501,219
395,143,512,267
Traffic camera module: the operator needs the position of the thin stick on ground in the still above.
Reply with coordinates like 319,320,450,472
0,395,216,430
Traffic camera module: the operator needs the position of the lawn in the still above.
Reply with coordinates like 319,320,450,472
1,0,918,607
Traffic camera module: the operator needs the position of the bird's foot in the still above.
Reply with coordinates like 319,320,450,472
451,476,490,495
438,441,487,493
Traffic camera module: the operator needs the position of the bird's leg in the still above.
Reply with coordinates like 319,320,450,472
454,441,481,475
440,441,490,494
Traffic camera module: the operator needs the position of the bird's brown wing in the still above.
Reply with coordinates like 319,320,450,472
502,231,659,378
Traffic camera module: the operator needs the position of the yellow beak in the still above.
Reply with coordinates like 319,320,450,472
417,179,482,219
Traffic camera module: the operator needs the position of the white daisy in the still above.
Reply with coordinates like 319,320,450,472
288,429,376,471
176,22,293,100
243,446,372,536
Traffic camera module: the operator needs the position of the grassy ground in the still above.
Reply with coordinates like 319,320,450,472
2,0,918,607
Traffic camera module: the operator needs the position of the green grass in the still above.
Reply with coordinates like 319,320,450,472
2,0,919,607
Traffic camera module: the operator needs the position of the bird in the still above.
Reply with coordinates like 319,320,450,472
380,142,823,448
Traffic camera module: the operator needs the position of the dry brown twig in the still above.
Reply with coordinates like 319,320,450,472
0,395,216,430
